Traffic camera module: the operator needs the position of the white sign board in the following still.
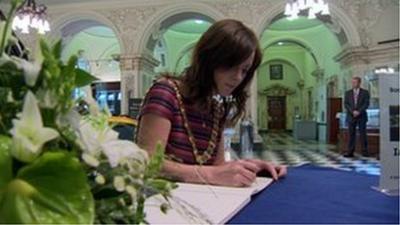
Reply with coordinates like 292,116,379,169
377,73,399,195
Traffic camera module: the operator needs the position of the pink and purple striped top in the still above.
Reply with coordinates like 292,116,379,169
138,80,225,165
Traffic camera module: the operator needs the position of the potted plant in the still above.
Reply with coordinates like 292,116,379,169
0,0,174,223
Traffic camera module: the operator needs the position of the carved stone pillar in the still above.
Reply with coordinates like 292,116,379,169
297,79,305,117
248,75,262,145
119,53,159,115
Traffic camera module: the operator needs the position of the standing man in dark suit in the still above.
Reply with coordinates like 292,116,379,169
344,76,370,157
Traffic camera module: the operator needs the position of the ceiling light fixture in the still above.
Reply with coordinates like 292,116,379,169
12,0,50,34
284,0,330,21
194,20,204,24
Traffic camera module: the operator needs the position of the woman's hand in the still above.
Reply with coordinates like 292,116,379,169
202,160,260,187
245,159,287,180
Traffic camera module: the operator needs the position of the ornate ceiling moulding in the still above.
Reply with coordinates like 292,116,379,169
311,68,324,79
334,42,400,67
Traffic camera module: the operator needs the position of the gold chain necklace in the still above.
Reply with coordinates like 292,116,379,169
168,80,225,165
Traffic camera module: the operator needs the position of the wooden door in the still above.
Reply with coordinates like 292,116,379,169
327,98,342,144
268,96,286,130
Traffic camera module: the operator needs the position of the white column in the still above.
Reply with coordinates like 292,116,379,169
119,54,159,115
249,73,263,143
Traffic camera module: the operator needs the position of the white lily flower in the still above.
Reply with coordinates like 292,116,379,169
82,153,100,167
36,89,58,108
77,116,148,168
78,120,119,155
13,57,42,87
102,140,148,168
57,109,81,131
12,40,44,87
0,53,11,66
9,91,59,162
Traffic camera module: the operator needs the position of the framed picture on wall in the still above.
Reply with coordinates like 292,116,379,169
270,64,283,80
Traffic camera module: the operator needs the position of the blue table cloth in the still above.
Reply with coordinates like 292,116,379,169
229,165,399,224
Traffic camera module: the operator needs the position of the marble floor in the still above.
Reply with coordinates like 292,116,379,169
231,132,381,176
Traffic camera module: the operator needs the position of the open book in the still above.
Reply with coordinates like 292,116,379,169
144,177,273,224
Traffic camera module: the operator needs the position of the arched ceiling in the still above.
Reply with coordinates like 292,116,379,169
268,17,323,31
147,12,214,50
61,19,104,37
264,40,319,66
266,14,348,45
169,19,211,34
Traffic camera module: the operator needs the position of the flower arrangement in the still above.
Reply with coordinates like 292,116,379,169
0,0,174,223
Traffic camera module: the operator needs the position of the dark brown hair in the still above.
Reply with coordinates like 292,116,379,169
352,76,362,83
168,19,262,126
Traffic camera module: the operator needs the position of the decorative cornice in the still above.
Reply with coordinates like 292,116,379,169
311,68,324,79
208,0,272,26
334,42,400,67
119,53,159,71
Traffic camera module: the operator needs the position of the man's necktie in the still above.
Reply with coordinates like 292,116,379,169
354,90,358,105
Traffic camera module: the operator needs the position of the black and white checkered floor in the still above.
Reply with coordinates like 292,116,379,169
232,133,380,176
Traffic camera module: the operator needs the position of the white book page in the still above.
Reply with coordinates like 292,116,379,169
176,177,273,196
145,190,250,224
144,177,273,224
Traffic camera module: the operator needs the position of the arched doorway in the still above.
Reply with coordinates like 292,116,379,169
143,13,214,95
257,12,347,142
142,12,214,90
151,15,214,74
258,56,304,132
60,19,122,115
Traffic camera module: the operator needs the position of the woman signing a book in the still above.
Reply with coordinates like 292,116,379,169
137,19,286,187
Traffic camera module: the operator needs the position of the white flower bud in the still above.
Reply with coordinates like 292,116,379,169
126,185,137,200
82,153,100,167
95,174,106,185
113,176,125,192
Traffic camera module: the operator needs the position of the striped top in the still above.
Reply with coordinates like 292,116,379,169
138,79,225,165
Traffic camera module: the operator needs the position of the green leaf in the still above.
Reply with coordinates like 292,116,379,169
145,143,165,178
39,39,51,58
146,178,176,196
64,55,77,84
0,61,25,89
0,152,94,224
75,68,98,87
51,40,63,60
12,0,24,8
0,135,12,189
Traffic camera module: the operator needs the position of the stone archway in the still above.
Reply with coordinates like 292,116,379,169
253,1,361,47
174,41,196,73
249,1,360,137
135,3,224,55
49,11,125,54
263,38,320,69
50,12,123,115
257,57,305,130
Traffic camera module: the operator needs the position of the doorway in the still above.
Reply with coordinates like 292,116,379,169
267,96,286,130
327,98,342,144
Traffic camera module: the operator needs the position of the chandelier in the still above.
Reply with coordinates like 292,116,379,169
12,0,50,34
284,0,330,20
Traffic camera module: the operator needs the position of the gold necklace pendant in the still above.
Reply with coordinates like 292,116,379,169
169,79,221,165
